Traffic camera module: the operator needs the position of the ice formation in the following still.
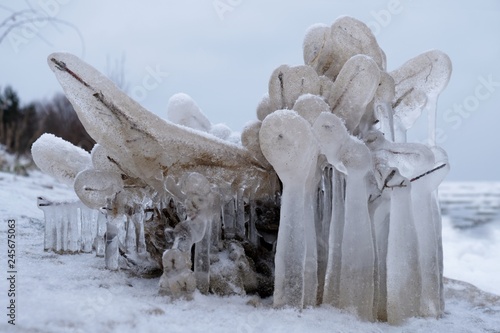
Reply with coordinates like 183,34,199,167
32,16,452,325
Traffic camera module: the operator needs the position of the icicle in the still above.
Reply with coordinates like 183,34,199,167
323,170,345,307
124,208,137,256
248,199,260,247
411,171,441,317
426,94,438,146
80,204,98,253
236,189,246,239
223,198,236,239
315,164,333,304
260,109,319,309
95,209,107,257
311,112,349,307
38,197,56,252
105,214,123,270
386,170,421,325
160,173,215,297
194,220,212,294
338,138,375,321
429,147,450,315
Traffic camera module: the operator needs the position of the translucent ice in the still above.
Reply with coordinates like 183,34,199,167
302,24,333,76
74,169,124,209
260,109,319,308
268,65,321,111
312,112,349,306
161,173,218,296
303,16,385,80
159,248,196,299
390,50,452,144
327,55,381,132
372,72,396,141
386,171,421,325
38,198,101,254
337,137,376,321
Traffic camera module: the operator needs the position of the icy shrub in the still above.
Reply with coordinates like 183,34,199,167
32,16,451,324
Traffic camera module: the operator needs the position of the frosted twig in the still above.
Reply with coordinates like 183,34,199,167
410,164,447,182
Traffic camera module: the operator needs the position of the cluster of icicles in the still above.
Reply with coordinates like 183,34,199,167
32,16,451,324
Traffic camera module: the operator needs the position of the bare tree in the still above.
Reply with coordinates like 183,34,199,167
0,1,85,55
38,93,95,151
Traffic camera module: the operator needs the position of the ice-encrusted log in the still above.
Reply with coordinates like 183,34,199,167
47,52,279,199
31,15,454,325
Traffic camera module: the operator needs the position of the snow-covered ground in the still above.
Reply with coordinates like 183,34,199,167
0,171,499,333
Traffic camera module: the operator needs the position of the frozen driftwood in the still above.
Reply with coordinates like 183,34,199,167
33,15,451,325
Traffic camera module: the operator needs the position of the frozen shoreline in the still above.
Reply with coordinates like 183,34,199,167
0,171,499,332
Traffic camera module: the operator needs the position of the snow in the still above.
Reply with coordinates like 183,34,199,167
31,133,91,186
0,171,500,332
166,93,211,133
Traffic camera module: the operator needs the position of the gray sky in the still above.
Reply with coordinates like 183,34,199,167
1,0,500,180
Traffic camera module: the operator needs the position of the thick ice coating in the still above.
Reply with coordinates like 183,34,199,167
74,169,124,209
260,109,319,308
46,52,278,198
293,94,331,125
167,93,211,132
327,54,381,132
31,133,91,186
268,65,321,111
303,16,385,80
390,50,452,143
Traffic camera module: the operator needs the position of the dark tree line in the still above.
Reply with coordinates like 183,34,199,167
0,86,95,156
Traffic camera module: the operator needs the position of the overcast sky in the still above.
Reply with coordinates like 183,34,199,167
1,0,499,181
